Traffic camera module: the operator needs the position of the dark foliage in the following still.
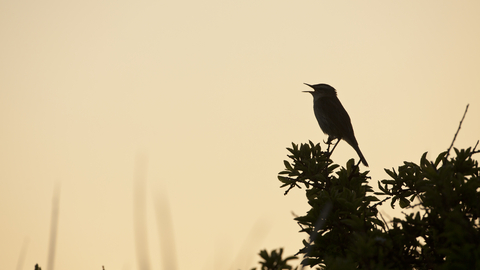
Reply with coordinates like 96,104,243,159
254,141,479,270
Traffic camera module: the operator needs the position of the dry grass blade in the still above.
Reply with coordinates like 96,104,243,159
133,153,152,270
47,183,61,270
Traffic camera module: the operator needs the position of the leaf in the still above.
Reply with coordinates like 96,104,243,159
391,197,397,208
371,218,385,227
381,179,396,185
384,168,397,179
435,151,448,166
420,152,429,169
377,182,387,193
284,160,293,170
365,195,380,202
278,176,291,184
399,197,410,208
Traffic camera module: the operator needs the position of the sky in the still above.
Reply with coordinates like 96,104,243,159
1,1,480,270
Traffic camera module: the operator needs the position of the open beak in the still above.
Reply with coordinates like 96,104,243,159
303,83,314,93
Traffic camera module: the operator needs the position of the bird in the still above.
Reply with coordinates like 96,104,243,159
303,83,368,167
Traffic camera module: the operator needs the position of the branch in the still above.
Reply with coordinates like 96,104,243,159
471,140,480,155
283,177,324,195
446,104,469,158
371,196,391,208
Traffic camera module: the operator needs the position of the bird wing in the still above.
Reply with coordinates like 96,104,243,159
318,97,357,146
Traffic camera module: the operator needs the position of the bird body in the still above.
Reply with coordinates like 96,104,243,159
304,83,368,166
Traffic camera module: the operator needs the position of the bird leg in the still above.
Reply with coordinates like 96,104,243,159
325,136,335,152
325,136,340,153
329,138,341,156
324,137,340,166
320,137,341,176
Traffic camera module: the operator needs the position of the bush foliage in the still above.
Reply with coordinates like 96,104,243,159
253,141,480,270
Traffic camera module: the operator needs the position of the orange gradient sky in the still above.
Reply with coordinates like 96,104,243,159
1,1,480,270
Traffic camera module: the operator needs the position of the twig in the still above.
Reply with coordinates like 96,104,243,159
472,140,480,155
378,211,390,232
371,196,391,208
446,104,469,158
284,177,324,195
284,182,299,195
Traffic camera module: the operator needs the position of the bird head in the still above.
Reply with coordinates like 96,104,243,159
303,83,337,99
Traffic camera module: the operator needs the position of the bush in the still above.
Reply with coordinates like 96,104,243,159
253,140,479,270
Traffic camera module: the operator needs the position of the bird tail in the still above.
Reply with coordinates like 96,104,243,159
352,144,369,167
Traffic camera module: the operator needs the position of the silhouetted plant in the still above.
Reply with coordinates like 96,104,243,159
251,136,479,270
251,248,298,270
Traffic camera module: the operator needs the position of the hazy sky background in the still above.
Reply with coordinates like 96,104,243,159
1,1,479,270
